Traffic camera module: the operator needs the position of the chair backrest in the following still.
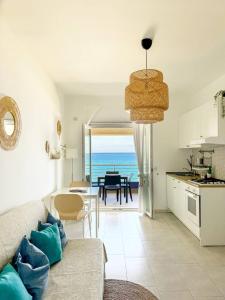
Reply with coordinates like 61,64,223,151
70,181,90,188
54,194,84,220
106,171,119,175
104,175,121,186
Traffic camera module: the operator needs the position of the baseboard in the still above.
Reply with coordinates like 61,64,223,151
154,209,170,213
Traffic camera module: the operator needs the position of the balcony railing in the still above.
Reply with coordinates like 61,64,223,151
86,163,139,183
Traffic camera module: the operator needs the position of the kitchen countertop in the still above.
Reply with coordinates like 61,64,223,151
166,172,225,188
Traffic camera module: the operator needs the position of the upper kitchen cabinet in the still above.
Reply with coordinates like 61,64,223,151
179,112,190,148
179,95,224,148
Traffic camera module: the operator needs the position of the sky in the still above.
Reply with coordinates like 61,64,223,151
92,135,135,153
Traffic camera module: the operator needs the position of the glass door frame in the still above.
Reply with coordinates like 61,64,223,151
144,124,154,219
82,124,92,183
82,121,139,210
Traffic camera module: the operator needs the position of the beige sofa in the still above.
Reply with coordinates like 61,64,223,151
0,200,106,300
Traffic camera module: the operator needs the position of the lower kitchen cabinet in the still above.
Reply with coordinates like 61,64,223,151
166,175,199,239
167,174,225,245
166,176,187,223
166,176,175,212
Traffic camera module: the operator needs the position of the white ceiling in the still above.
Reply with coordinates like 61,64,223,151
1,0,225,96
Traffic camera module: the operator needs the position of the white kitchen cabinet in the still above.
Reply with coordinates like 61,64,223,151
166,176,176,212
179,99,222,148
200,101,218,139
167,175,200,239
178,112,192,148
167,175,225,245
174,180,187,222
167,176,187,222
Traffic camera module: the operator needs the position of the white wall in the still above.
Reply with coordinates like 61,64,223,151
62,92,190,209
0,19,63,213
61,95,129,185
188,73,225,109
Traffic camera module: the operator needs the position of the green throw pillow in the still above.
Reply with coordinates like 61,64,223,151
0,264,32,300
31,223,62,265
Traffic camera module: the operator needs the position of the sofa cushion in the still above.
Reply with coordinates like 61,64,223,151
31,224,62,266
0,264,32,300
13,237,50,300
44,239,106,300
38,212,68,250
0,201,47,270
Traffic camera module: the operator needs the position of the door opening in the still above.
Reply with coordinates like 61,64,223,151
83,125,139,209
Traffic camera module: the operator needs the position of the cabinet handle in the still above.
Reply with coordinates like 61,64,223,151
186,145,190,147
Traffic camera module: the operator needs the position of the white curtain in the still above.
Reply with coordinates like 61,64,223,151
133,123,153,216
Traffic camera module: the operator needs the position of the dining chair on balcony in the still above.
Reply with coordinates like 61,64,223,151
99,172,119,199
54,194,92,238
122,174,133,202
103,175,122,205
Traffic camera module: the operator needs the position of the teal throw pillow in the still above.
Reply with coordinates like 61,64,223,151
0,264,32,300
38,212,68,250
31,223,62,265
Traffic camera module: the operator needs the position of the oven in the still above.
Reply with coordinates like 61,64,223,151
185,189,200,227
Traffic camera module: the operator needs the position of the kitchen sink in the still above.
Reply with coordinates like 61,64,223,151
174,172,194,176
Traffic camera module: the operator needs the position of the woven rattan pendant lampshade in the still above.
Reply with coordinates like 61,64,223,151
125,39,169,123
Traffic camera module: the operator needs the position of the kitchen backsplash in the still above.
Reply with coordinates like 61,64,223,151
192,146,225,179
211,147,225,179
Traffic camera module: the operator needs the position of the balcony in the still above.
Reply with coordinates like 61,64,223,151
87,163,139,187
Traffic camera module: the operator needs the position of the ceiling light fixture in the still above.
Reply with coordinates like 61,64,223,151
125,38,169,123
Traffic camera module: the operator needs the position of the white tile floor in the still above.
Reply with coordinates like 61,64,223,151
65,211,225,300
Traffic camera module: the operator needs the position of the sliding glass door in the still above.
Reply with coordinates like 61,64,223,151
82,124,92,184
133,124,153,218
143,125,153,218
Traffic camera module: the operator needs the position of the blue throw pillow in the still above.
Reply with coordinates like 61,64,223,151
13,237,50,300
38,212,68,250
0,264,32,300
31,223,62,265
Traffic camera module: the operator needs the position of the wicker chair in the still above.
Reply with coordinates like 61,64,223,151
54,194,92,237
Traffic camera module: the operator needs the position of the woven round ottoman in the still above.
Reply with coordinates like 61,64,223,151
104,279,158,300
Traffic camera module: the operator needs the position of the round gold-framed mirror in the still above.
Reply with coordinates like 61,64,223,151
0,96,21,150
57,120,62,137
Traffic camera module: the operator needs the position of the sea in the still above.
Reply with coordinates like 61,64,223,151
88,152,138,183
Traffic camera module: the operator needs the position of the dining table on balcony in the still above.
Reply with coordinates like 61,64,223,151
97,176,129,203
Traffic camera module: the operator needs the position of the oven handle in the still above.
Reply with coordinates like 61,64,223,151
185,189,199,197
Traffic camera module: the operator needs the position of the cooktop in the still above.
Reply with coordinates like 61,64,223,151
191,178,225,185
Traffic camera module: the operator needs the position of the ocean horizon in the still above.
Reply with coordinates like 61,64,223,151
88,152,138,182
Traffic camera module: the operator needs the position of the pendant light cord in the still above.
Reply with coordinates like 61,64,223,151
145,50,148,76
